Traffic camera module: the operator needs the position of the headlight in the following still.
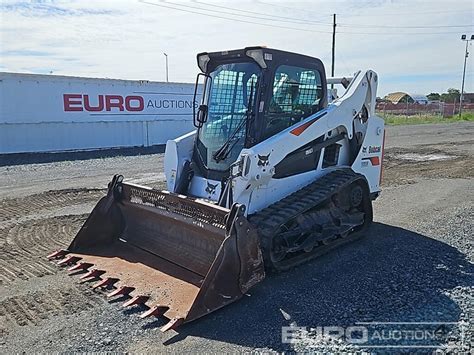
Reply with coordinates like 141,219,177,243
246,49,267,69
197,53,211,72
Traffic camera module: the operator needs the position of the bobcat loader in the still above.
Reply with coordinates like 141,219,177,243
48,47,385,332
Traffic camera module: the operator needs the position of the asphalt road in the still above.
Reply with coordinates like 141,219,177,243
0,122,473,352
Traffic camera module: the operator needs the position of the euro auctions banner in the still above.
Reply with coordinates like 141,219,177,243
0,72,201,153
63,93,196,113
0,72,200,124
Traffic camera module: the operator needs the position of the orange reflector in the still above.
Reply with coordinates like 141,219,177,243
370,156,380,166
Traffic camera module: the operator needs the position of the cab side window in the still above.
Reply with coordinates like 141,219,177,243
264,65,322,139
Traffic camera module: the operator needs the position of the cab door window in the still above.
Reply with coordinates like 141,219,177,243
264,65,323,139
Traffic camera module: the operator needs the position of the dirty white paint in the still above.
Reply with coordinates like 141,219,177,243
0,72,200,154
396,153,456,162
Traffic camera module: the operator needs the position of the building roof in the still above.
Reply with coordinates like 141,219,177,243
410,94,428,102
384,92,412,104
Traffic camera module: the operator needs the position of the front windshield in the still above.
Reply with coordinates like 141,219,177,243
197,62,259,172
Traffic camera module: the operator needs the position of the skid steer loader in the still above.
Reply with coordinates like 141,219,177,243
48,47,385,332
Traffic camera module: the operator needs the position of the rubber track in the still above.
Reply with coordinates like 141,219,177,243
249,168,368,271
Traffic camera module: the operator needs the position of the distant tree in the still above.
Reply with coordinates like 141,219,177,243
427,92,440,101
440,88,461,103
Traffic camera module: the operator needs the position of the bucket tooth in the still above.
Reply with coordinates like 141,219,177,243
79,268,105,280
92,277,119,289
160,317,184,332
47,249,68,260
107,286,135,298
140,305,170,319
122,295,149,308
68,262,93,272
57,255,81,266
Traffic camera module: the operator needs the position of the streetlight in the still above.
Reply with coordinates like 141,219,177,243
163,53,169,83
459,34,473,117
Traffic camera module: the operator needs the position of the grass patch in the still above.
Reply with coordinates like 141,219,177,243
379,112,474,126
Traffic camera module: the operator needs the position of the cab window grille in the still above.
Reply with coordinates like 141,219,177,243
264,65,323,139
196,62,259,173
203,69,257,143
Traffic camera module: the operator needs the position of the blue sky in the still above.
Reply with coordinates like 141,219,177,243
0,0,473,96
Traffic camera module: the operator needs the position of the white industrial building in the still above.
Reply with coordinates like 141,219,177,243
410,94,429,104
0,72,198,154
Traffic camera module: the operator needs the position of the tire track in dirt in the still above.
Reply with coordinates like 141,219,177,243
0,286,104,334
0,215,86,285
0,188,104,223
0,188,105,337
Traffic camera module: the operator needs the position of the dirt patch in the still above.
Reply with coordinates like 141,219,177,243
395,153,457,162
383,146,473,186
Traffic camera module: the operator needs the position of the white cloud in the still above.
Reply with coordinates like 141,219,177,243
1,0,473,95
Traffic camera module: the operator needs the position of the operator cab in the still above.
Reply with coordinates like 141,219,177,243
191,47,327,184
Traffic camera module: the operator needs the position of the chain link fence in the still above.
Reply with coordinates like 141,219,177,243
376,102,474,118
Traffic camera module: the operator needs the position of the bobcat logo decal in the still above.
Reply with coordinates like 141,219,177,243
257,153,271,167
205,182,218,195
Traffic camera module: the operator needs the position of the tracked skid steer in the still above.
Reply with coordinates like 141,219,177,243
49,47,385,331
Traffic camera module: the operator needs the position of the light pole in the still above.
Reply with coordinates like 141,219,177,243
460,34,473,117
163,52,169,83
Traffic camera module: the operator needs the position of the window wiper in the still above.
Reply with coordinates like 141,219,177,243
212,114,248,163
213,83,255,163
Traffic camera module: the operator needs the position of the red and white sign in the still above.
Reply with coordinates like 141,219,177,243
0,72,200,153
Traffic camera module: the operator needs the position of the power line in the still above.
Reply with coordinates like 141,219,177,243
196,1,472,29
337,29,467,35
139,1,333,34
337,9,473,17
139,1,468,36
255,1,324,15
258,1,472,17
194,1,332,25
165,0,332,27
339,23,473,29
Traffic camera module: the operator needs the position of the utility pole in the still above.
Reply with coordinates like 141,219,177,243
163,52,169,83
331,13,336,90
459,34,473,117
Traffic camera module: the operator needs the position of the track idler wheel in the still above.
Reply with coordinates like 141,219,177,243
350,184,363,207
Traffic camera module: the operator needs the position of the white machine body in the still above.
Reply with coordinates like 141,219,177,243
165,69,384,216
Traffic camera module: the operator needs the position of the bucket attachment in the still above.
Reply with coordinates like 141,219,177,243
48,175,265,331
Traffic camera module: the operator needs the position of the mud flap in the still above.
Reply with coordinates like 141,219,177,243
48,175,265,330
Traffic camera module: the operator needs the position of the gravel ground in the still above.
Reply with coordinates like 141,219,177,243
0,122,473,353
